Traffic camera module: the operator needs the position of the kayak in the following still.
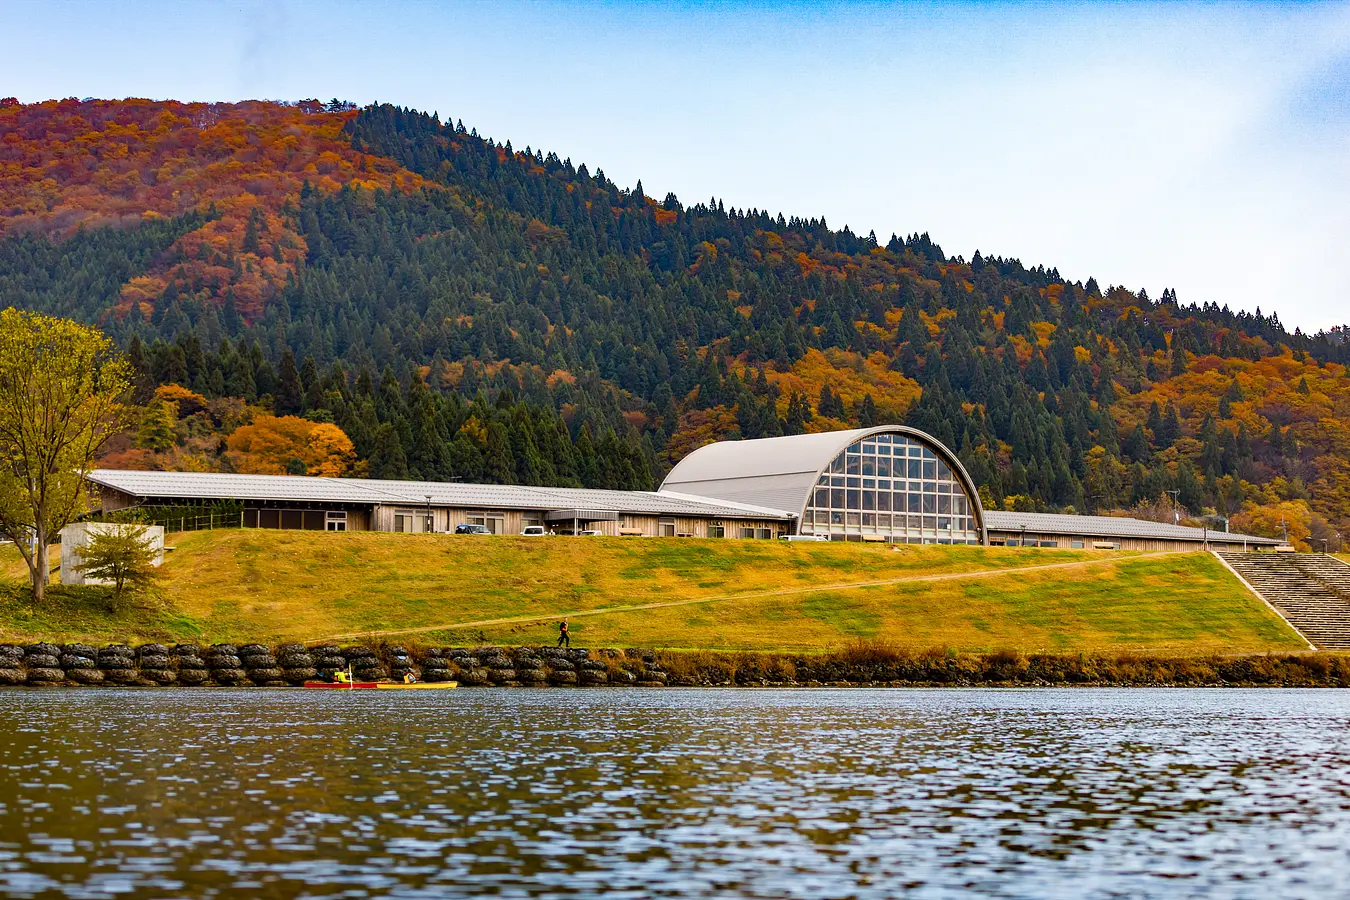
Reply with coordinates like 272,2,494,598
303,681,458,690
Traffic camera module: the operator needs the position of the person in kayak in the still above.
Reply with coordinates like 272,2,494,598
335,667,353,684
403,670,418,684
557,618,570,648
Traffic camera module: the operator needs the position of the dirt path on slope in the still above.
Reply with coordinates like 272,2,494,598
324,551,1186,643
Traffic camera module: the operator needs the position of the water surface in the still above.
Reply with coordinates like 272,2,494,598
1,688,1348,898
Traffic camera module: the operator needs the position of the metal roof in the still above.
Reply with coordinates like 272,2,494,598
984,510,1279,545
660,426,986,525
89,470,795,520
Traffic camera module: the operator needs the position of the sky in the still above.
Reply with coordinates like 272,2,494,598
4,0,1348,332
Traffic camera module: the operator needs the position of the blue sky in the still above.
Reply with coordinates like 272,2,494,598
4,0,1348,331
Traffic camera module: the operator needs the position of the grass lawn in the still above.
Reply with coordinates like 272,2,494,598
0,530,1308,653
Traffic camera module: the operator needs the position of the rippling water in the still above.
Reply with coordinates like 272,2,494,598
0,688,1348,898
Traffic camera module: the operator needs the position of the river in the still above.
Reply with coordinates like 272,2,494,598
0,688,1347,898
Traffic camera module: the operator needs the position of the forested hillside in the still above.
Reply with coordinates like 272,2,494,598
1,97,1347,547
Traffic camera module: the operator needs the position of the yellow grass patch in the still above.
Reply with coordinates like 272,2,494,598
0,532,1307,654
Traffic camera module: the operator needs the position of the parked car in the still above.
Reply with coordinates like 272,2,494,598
454,524,492,535
780,534,830,542
520,526,548,536
577,529,603,536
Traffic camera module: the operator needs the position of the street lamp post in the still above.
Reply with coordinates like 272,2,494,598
1165,489,1180,524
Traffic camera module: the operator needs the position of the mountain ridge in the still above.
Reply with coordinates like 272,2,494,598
0,97,1346,548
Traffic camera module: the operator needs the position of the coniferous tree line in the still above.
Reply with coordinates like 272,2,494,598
1,102,1346,530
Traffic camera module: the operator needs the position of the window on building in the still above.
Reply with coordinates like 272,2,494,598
802,433,981,546
708,522,725,538
467,511,504,534
740,527,756,539
658,517,676,537
326,511,348,532
1070,540,1085,549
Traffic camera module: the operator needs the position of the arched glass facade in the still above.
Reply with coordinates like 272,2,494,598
800,432,982,544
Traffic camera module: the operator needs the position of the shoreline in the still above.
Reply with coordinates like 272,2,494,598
1,641,1347,689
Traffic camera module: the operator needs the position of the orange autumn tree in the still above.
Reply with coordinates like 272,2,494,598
225,415,355,477
0,98,424,321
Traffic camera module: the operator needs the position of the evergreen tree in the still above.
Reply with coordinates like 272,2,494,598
277,349,303,415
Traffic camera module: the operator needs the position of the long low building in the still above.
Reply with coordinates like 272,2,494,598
983,510,1278,552
90,469,795,538
89,424,1280,551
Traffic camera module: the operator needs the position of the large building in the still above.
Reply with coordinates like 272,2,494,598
89,425,1279,551
662,426,985,545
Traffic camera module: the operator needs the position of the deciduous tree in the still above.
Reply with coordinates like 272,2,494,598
0,310,135,601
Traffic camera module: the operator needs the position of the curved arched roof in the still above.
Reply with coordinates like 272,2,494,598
660,426,986,539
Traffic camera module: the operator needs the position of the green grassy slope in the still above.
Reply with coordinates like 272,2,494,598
0,531,1308,653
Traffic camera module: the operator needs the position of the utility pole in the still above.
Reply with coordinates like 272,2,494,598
1165,489,1180,524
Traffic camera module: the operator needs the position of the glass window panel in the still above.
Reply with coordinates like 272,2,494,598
938,496,951,514
876,514,891,529
922,495,936,514
831,511,845,526
953,496,966,515
924,481,936,493
923,515,936,529
922,447,936,460
910,446,923,457
846,455,860,475
814,488,829,507
862,513,875,527
877,457,891,477
908,460,921,478
938,516,952,531
876,433,891,443
846,512,860,526
922,460,936,479
877,444,891,456
862,490,875,511
908,493,921,513
877,492,891,512
938,483,951,494
878,479,890,490
831,475,845,487
830,454,845,474
831,488,845,508
861,458,875,476
818,474,829,485
863,478,875,488
861,442,877,454
846,489,860,507
847,476,860,488
937,460,951,479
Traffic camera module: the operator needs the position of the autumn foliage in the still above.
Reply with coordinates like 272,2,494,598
226,415,356,477
3,99,1348,548
0,98,422,319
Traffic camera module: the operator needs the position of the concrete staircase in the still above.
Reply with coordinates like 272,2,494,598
1216,552,1350,650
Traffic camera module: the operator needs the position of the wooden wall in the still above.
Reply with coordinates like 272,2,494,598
986,531,1275,552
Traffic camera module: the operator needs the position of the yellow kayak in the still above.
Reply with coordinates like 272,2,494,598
304,681,458,690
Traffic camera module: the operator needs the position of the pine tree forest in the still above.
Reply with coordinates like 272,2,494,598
2,97,1347,548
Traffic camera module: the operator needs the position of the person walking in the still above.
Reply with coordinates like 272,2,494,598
557,618,570,648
